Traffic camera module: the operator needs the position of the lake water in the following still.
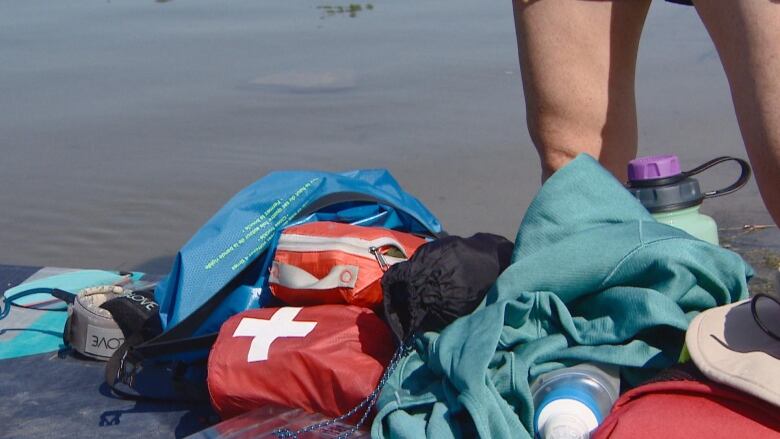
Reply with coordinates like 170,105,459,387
1,0,777,275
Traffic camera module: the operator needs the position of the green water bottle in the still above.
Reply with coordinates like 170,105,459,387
626,155,751,245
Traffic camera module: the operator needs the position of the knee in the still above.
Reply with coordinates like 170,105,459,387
527,114,600,180
527,111,636,182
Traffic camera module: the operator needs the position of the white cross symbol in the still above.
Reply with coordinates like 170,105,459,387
233,307,317,363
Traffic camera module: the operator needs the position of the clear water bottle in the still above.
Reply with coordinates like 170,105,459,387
531,363,620,439
185,403,370,439
626,155,751,246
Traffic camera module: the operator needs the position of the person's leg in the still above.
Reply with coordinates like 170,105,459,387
513,0,652,182
693,0,780,226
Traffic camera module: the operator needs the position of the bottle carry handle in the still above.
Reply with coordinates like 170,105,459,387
682,156,752,199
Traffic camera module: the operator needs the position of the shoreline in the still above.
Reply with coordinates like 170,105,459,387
719,225,780,295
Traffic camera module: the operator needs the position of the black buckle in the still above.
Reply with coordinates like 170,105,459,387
117,348,143,388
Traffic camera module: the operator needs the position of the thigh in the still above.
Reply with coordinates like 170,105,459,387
694,0,780,224
513,0,651,180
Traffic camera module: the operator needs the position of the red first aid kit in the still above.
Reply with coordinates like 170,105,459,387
207,305,396,420
269,221,427,308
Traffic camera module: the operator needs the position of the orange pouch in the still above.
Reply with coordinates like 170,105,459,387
268,221,427,308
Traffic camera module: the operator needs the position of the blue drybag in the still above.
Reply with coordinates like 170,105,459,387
106,169,443,400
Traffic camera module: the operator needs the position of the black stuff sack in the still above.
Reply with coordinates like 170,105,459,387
381,233,514,342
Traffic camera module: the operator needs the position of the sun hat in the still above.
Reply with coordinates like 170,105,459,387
686,293,780,407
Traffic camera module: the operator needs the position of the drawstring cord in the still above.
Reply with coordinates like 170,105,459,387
750,293,780,341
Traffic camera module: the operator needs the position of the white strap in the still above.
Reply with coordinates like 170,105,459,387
270,262,359,290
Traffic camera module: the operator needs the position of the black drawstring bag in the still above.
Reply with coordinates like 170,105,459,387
381,233,514,342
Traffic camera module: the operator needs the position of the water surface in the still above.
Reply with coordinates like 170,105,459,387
1,0,777,275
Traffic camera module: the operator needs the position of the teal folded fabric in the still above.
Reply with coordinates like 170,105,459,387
371,154,752,439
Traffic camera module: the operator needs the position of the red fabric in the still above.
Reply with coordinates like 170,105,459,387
593,378,780,439
270,222,426,308
207,305,395,420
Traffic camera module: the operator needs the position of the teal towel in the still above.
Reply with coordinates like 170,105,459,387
371,154,752,439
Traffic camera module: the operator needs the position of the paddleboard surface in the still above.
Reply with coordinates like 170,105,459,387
0,264,216,439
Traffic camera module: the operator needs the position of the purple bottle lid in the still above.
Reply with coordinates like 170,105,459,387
627,155,681,181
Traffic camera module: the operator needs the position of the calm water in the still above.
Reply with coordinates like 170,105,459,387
1,0,777,274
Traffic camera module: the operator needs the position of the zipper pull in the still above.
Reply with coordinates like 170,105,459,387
369,246,389,272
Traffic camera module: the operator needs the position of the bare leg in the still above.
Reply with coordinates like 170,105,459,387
694,0,780,226
513,0,652,182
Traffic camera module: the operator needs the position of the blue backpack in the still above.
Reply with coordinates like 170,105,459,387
105,169,443,400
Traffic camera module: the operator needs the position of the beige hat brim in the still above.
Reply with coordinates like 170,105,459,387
686,298,780,407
